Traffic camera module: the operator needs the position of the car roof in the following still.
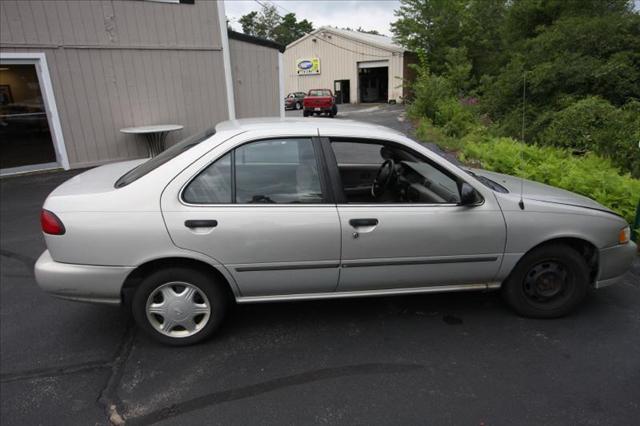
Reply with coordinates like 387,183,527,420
215,117,403,138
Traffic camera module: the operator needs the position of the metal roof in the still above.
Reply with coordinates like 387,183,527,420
286,26,406,53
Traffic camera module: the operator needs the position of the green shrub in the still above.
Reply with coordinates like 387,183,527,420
433,97,480,138
407,66,453,120
407,64,480,139
459,135,640,223
415,118,465,151
539,96,640,177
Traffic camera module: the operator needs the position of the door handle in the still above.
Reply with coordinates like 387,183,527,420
185,219,218,228
349,218,378,228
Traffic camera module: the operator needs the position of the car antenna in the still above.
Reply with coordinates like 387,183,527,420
518,71,526,210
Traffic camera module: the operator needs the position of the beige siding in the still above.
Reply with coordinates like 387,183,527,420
284,31,405,103
1,0,229,168
1,0,221,48
229,38,280,119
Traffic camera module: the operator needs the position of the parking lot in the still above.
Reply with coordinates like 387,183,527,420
2,104,639,425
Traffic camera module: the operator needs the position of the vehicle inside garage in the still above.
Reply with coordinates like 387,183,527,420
358,65,388,103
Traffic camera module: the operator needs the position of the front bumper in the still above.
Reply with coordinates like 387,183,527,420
595,241,637,288
34,250,134,305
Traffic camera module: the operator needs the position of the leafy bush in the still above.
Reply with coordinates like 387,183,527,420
415,117,468,152
540,97,640,177
459,135,640,224
408,61,479,139
407,63,453,120
433,97,480,138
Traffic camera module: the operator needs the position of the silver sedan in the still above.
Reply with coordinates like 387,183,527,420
35,119,636,345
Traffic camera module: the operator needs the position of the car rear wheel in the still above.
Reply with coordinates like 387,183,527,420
132,267,228,345
501,243,589,318
295,102,302,110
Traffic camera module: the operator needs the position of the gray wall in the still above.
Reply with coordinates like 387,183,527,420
0,0,229,168
229,37,280,119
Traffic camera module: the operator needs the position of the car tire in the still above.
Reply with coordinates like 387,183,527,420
132,267,229,346
303,110,309,117
296,102,302,110
501,243,589,318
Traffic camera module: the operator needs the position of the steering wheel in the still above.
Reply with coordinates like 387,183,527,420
371,159,396,198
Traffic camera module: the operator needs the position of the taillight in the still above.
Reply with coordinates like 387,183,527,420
41,210,65,235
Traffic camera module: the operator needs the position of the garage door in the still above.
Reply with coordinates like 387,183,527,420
358,60,389,69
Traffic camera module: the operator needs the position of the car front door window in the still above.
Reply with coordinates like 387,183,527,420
330,140,462,204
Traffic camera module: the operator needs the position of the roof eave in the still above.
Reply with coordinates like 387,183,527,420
286,27,406,53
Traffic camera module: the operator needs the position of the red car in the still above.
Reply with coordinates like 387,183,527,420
303,89,338,117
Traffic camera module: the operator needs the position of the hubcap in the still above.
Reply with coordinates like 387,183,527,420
146,282,211,338
523,261,569,303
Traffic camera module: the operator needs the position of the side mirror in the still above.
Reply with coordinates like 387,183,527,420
460,182,479,205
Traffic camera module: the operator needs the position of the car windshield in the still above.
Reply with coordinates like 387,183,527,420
308,90,331,96
115,126,216,188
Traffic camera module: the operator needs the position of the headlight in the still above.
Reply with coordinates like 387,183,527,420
618,226,630,244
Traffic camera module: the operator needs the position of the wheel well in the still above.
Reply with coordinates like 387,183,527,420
121,257,235,305
527,237,599,284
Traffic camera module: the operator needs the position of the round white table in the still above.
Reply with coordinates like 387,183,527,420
120,124,183,157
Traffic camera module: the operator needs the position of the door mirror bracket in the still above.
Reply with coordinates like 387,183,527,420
460,182,480,206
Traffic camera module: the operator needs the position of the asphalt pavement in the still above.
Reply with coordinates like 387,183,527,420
2,104,639,425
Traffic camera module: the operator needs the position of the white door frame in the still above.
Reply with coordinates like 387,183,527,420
0,52,70,175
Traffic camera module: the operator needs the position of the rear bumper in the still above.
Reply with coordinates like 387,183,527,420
595,241,637,288
34,250,133,305
304,106,333,111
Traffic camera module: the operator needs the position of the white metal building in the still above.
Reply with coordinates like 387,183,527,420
284,27,415,105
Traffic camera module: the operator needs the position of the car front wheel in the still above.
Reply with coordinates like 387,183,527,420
501,243,589,318
295,102,302,110
132,267,228,345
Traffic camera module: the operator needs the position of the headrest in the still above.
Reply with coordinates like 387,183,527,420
380,146,393,160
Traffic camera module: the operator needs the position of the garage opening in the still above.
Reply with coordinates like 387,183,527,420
334,79,350,104
358,61,388,103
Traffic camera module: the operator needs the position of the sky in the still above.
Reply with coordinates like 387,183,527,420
224,0,402,36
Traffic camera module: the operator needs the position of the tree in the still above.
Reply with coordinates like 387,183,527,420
392,0,640,177
239,4,314,46
342,27,382,35
391,0,468,74
391,0,507,77
273,13,314,46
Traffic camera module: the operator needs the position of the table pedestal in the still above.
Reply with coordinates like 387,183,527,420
143,131,170,157
120,124,183,158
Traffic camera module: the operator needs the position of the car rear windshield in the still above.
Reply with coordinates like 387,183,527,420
308,90,331,96
114,126,216,188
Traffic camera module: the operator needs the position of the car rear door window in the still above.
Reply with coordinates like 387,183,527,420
235,138,323,204
182,138,324,204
